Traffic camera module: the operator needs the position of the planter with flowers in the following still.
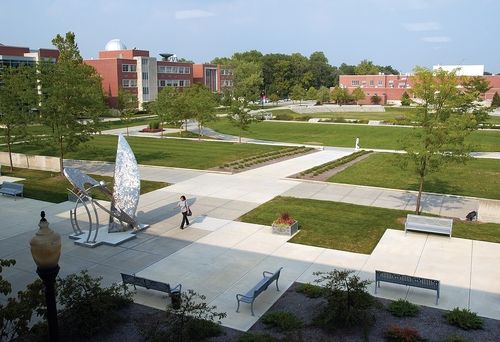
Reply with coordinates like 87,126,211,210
272,212,299,236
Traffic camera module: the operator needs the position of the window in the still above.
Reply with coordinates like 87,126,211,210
369,80,374,86
222,80,233,87
143,87,149,95
351,80,360,86
141,59,148,66
158,79,190,87
142,72,148,80
378,80,383,86
122,79,137,87
221,69,232,76
122,64,136,72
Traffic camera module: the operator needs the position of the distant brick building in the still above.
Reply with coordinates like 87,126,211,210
339,66,500,105
84,39,232,109
0,43,58,68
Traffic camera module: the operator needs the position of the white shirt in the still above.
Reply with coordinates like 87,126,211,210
178,200,188,213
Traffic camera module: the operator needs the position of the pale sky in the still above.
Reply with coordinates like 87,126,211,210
1,0,499,73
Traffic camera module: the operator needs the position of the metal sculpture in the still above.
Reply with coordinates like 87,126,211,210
64,135,146,247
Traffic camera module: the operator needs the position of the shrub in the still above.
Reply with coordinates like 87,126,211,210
261,310,303,331
296,283,324,298
387,299,420,317
57,270,133,337
238,332,278,342
384,325,424,342
313,269,376,330
165,289,226,341
443,308,483,330
273,212,295,225
371,94,382,105
148,121,160,129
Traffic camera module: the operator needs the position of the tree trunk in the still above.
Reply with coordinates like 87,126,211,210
126,125,129,136
198,123,201,141
6,129,13,172
184,119,188,132
59,138,64,175
415,176,425,215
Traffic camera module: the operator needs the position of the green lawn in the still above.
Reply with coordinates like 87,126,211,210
208,120,500,151
328,153,500,200
239,196,500,254
2,168,168,203
2,135,288,170
269,107,417,122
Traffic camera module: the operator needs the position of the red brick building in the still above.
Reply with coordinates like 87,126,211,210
0,43,58,67
84,39,233,108
339,68,500,105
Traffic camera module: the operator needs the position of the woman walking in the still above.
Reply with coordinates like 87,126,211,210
177,195,190,229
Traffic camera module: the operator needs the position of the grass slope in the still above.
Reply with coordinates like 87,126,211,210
240,196,500,254
207,120,500,151
1,135,287,170
2,168,167,203
328,153,500,200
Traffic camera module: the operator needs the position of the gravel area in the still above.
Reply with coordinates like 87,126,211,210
71,282,500,341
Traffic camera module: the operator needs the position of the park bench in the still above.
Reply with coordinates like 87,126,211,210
405,214,453,237
236,267,283,316
375,270,440,305
0,182,24,199
121,273,181,296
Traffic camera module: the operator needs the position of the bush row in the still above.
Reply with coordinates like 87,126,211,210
300,150,371,177
219,146,313,170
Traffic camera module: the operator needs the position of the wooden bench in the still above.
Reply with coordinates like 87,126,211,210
236,267,283,316
405,214,453,237
0,182,23,199
121,273,181,295
375,270,440,305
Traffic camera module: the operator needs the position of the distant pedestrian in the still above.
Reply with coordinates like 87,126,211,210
177,195,190,229
355,137,360,151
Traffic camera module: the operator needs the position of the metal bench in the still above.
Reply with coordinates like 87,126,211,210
0,182,24,199
120,273,181,295
236,267,283,316
405,214,453,237
375,270,440,305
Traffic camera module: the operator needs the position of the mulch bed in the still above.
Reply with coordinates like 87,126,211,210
85,282,500,342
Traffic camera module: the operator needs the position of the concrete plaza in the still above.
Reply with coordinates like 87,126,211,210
1,148,500,331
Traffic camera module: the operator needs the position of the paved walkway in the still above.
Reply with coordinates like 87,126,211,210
2,147,500,331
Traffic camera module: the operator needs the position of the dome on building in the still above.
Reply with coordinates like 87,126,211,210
104,39,127,51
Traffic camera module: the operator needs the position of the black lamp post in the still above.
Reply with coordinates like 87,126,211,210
30,211,61,342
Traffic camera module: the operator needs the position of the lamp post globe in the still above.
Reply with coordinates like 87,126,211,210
30,211,61,342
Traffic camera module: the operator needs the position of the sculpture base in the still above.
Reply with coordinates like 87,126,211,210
70,223,149,248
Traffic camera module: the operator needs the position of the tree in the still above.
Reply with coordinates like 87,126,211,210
317,86,331,104
355,59,379,75
228,98,254,143
39,32,106,174
309,51,336,88
182,84,217,139
331,86,350,105
0,65,38,171
351,87,365,105
116,88,137,136
268,93,279,106
306,87,318,100
290,84,305,104
370,94,382,105
151,86,184,137
492,92,500,108
400,91,411,106
400,67,489,214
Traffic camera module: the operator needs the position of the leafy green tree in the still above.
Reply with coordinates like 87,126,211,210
370,94,382,105
268,93,280,106
232,60,263,102
309,51,336,88
116,88,137,136
306,87,318,100
338,63,356,75
492,92,500,108
0,65,38,171
355,59,380,75
400,91,411,106
183,84,217,139
39,32,106,174
351,87,365,105
317,86,331,104
331,86,350,105
228,99,254,143
151,86,181,137
400,67,489,214
290,84,305,104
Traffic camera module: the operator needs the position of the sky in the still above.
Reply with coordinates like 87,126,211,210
1,0,499,73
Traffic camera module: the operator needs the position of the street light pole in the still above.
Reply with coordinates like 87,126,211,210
30,211,61,342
